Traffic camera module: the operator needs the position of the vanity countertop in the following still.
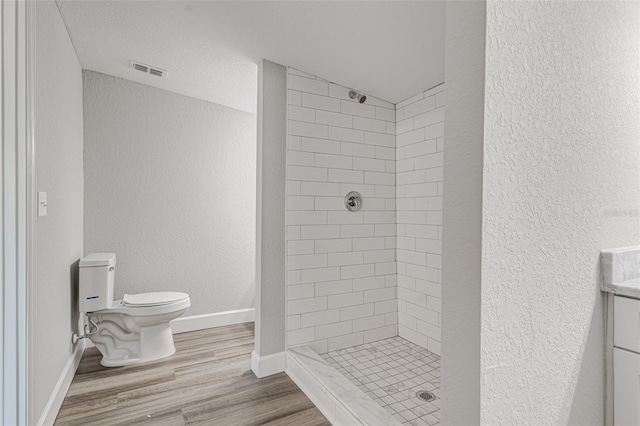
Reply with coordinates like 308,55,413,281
601,245,640,298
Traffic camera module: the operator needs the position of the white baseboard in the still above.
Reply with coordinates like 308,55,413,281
37,340,85,426
251,350,286,378
171,308,255,334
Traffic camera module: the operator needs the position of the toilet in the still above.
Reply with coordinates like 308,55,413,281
79,253,190,367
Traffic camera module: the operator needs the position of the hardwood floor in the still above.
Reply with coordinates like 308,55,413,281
54,323,329,426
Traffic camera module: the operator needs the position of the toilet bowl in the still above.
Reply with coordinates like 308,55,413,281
79,254,190,367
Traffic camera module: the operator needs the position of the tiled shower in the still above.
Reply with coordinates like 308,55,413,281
284,66,445,424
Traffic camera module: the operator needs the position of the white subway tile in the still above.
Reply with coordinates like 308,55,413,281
288,327,315,345
300,225,340,240
352,276,386,291
288,253,327,270
375,185,396,198
415,279,441,298
287,135,302,151
328,251,364,267
375,146,395,160
375,107,395,122
397,249,427,266
288,315,301,330
302,93,341,112
374,299,397,315
396,117,414,135
426,295,441,313
414,107,445,129
288,284,315,300
403,182,438,198
399,325,429,349
352,237,385,251
315,153,352,170
288,90,302,106
414,152,444,170
328,126,364,143
353,314,386,332
375,261,396,276
328,169,363,184
315,321,353,340
315,239,352,253
288,240,314,255
289,75,328,95
386,122,396,135
353,157,386,172
365,171,394,185
404,139,437,158
328,332,363,351
341,225,375,238
287,226,301,240
328,211,363,225
301,138,341,154
300,182,340,196
397,128,425,147
364,211,395,224
328,291,363,309
339,183,375,197
289,120,328,138
341,141,376,158
288,196,314,211
363,325,396,343
436,92,445,108
341,264,375,279
286,211,327,226
288,165,327,182
288,297,327,315
365,132,395,147
288,270,301,286
341,303,375,320
301,266,341,283
425,122,445,139
415,238,442,254
315,279,353,296
363,249,395,263
427,211,443,225
288,150,315,167
353,116,386,133
316,110,353,128
404,96,436,119
427,254,442,269
341,100,375,118
289,105,316,123
374,224,396,237
300,309,341,328
407,303,439,326
314,196,344,211
424,167,444,182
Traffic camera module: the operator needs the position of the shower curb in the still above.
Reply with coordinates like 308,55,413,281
286,346,401,426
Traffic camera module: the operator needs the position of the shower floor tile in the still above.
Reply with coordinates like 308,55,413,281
322,337,440,426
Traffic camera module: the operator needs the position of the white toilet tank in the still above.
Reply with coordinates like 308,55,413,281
79,253,116,312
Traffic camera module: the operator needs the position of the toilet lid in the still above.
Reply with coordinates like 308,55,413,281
123,292,189,307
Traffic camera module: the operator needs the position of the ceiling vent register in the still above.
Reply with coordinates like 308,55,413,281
130,60,167,78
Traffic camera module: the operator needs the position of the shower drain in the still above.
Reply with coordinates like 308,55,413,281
416,390,437,403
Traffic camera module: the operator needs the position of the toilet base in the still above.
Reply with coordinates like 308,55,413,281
90,315,179,367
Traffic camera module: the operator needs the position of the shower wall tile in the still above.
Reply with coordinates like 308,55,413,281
286,67,397,354
395,84,445,356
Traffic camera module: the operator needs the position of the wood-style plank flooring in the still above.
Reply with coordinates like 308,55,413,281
54,323,329,426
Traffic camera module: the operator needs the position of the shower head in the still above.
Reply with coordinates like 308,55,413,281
349,90,367,104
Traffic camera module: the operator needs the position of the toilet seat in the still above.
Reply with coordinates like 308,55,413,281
123,292,189,307
92,292,190,317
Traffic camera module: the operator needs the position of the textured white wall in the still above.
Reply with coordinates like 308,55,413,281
482,1,640,423
35,1,84,419
83,71,256,317
285,68,398,354
396,85,445,355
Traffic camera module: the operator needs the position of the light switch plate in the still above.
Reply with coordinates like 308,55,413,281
38,191,47,217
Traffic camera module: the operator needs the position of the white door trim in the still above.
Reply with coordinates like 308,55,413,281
1,0,36,424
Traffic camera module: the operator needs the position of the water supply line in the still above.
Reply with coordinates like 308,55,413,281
72,313,99,344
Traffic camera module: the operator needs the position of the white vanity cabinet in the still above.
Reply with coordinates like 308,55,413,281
600,246,640,426
613,295,640,425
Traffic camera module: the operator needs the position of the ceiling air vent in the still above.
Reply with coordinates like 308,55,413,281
130,60,167,78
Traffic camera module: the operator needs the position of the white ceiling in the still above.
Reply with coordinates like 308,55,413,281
57,1,445,114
